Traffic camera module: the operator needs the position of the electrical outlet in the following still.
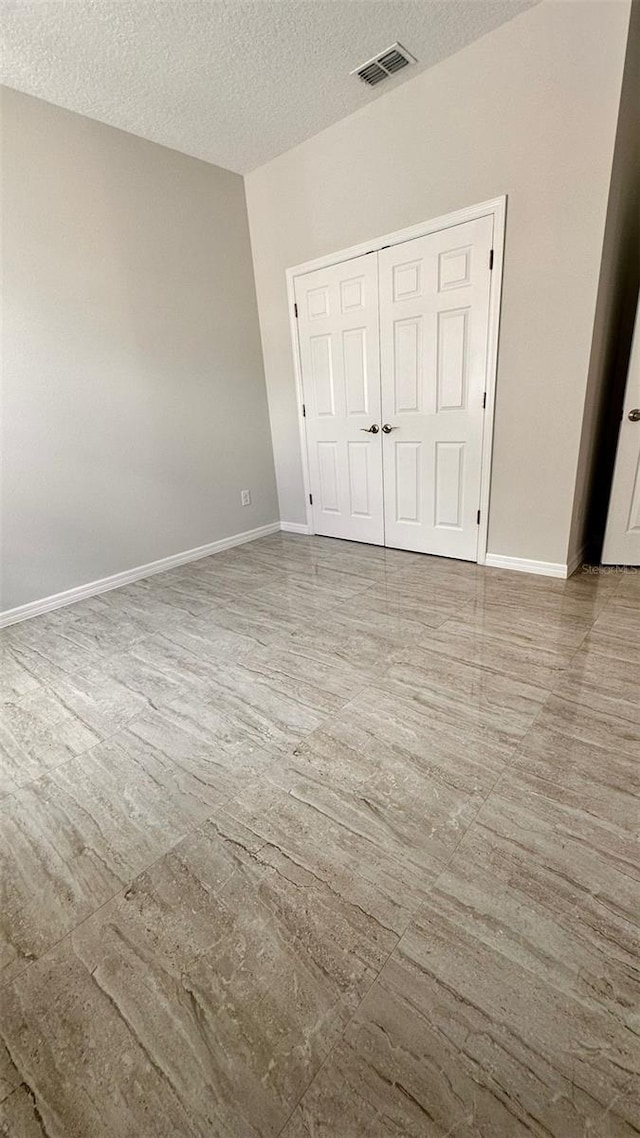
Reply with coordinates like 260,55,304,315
240,490,251,507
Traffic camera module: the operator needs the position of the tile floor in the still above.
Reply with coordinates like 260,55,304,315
0,533,638,1137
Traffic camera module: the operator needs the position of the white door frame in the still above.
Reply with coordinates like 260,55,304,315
286,195,507,564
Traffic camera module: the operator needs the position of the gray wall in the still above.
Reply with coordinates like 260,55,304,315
1,88,278,611
568,0,640,563
245,0,630,566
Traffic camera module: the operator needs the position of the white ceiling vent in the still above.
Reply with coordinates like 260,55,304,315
352,43,416,87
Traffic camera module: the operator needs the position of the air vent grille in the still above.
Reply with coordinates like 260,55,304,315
352,43,416,87
358,61,387,86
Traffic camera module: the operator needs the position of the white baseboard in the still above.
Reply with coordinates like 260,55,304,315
0,522,281,628
2,524,585,628
484,553,570,579
280,521,312,535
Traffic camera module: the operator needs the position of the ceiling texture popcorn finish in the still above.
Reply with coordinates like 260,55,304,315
1,0,536,173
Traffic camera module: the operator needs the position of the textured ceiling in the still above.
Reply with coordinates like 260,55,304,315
0,0,536,173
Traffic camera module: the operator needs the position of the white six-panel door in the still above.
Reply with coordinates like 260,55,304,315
379,216,493,559
295,216,494,561
295,254,384,543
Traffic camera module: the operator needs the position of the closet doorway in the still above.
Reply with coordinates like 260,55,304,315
288,198,505,562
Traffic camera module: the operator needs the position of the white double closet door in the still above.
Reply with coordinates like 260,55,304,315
295,215,493,560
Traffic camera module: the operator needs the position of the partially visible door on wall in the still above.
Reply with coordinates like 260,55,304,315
379,216,493,558
602,304,640,565
294,254,384,544
295,214,494,561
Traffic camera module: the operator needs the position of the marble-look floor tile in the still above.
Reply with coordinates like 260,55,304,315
0,725,234,984
586,593,640,664
135,688,281,755
285,737,640,1134
1,534,636,1137
222,535,338,576
379,646,548,744
226,760,466,940
0,1040,22,1102
0,687,101,790
167,649,348,754
581,621,640,667
2,627,110,684
1,810,398,1138
100,633,230,708
0,646,42,706
251,569,374,616
280,544,417,585
242,638,373,704
286,601,430,672
409,611,574,689
56,603,148,656
156,554,289,604
158,609,264,664
510,722,639,832
613,568,640,600
5,600,147,660
428,769,639,1029
352,576,476,631
92,577,223,633
282,1077,481,1138
212,590,318,647
281,620,395,679
552,644,640,725
283,895,638,1137
534,693,640,758
468,564,619,619
1,944,202,1138
395,553,483,585
180,551,283,585
65,810,396,1137
0,1083,48,1137
140,571,245,611
455,596,594,653
285,682,513,795
27,660,153,742
124,702,278,793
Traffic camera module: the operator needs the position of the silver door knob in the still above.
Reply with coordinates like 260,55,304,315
360,424,379,434
382,424,398,434
628,409,640,422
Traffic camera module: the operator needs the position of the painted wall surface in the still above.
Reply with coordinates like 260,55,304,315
1,88,278,610
245,0,630,565
568,0,640,563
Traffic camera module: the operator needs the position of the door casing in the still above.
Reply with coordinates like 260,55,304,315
602,301,640,565
286,196,507,564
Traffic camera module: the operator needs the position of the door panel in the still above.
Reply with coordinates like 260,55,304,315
379,216,493,559
395,442,421,523
296,255,384,543
602,305,640,564
434,441,465,527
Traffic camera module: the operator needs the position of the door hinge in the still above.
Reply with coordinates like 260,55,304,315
302,403,306,417
294,302,298,318
489,249,494,271
482,392,487,409
477,510,481,525
309,493,313,505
